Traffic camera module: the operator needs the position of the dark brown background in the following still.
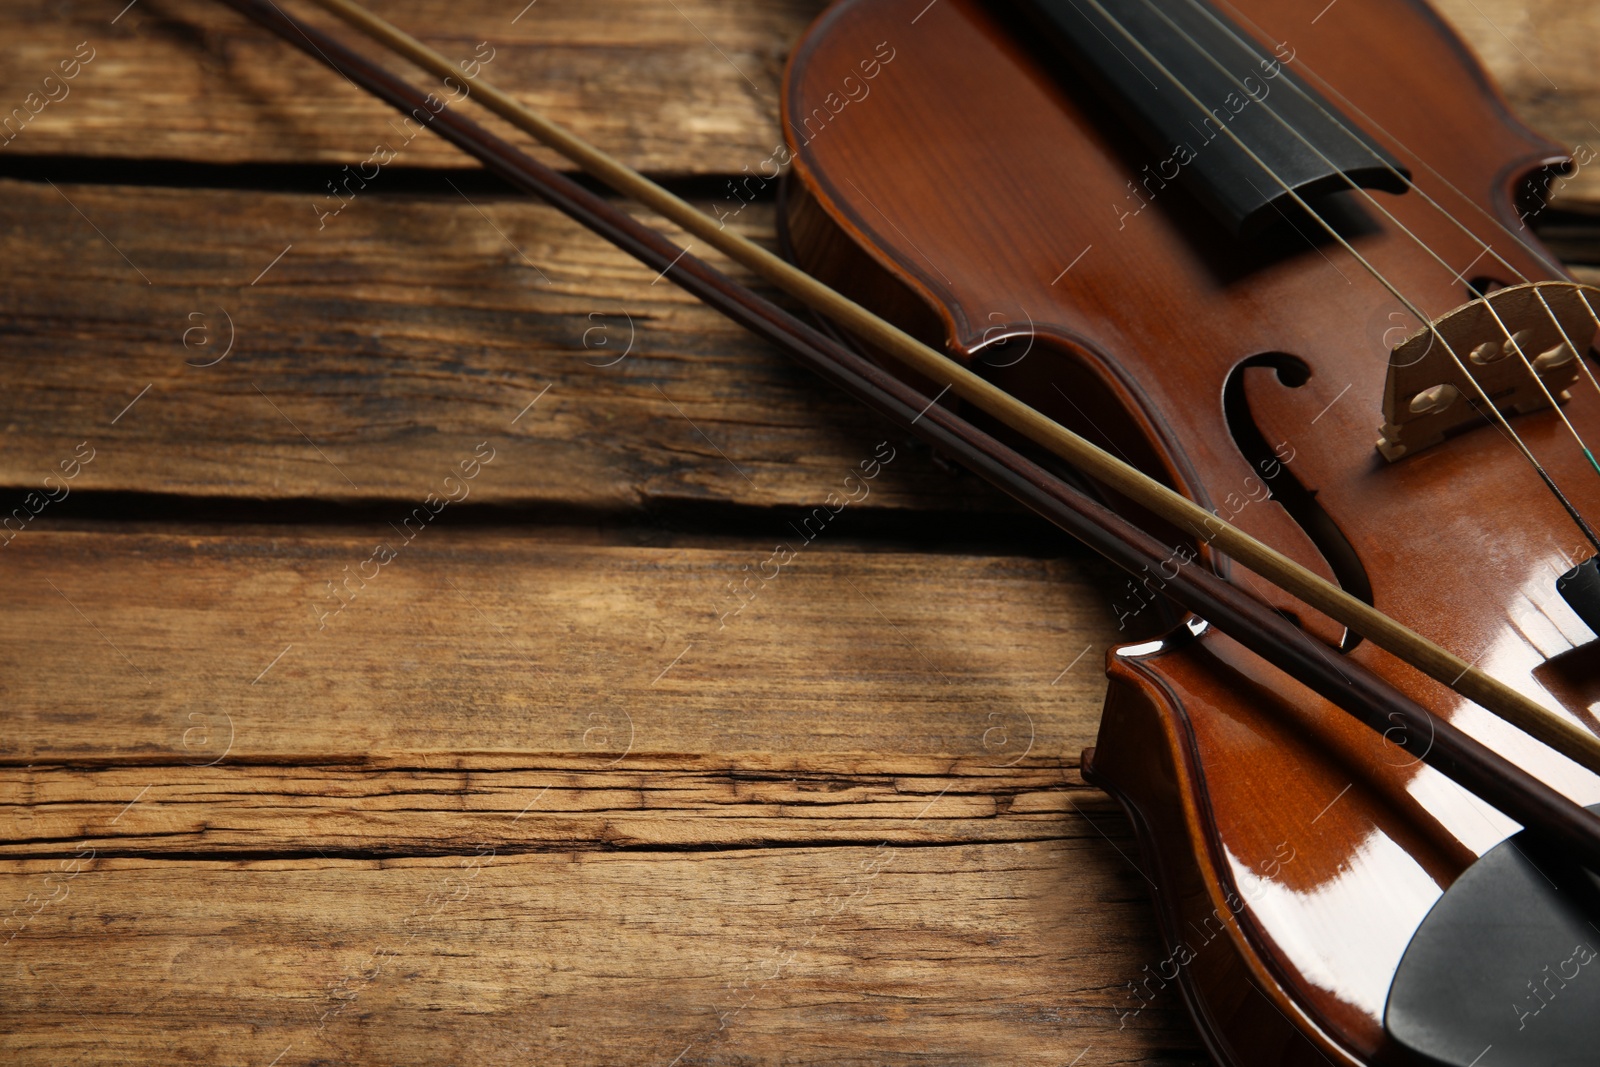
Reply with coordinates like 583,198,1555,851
1,0,1596,1063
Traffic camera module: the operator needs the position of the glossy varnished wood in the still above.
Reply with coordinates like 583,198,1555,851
784,0,1600,1063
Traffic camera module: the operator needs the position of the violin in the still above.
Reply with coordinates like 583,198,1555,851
780,1,1600,1063
212,0,1600,1062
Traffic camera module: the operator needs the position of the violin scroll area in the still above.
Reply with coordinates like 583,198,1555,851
1376,282,1598,461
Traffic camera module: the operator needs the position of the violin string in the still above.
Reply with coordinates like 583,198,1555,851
1180,1,1542,299
1203,0,1545,286
1578,289,1600,340
1227,43,1600,461
1202,0,1600,412
1481,294,1600,475
1085,0,1600,551
1533,286,1600,468
1571,289,1600,407
1091,0,1600,549
1136,0,1600,485
1198,24,1600,483
1209,0,1563,275
1192,0,1600,445
1234,52,1600,439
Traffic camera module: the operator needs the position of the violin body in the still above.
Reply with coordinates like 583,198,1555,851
781,1,1600,1062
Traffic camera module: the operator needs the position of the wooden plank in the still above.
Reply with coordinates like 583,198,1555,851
0,530,1117,764
0,529,1169,1063
0,0,820,175
0,840,1204,1066
0,180,1003,511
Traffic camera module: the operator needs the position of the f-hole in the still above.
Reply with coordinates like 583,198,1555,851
1223,353,1375,652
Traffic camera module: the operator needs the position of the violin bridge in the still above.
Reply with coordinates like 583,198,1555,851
1376,281,1599,461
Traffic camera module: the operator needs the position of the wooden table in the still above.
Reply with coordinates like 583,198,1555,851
2,1,1597,1063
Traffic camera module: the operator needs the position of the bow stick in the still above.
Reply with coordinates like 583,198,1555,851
301,0,1600,786
213,0,1600,867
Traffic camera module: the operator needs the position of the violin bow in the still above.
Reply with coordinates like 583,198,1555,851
213,0,1600,866
298,0,1600,786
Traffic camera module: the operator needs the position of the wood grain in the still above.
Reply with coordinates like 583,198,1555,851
0,841,1203,1067
0,530,1117,765
0,530,1184,1064
0,0,819,175
0,180,1003,511
1,762,1098,855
